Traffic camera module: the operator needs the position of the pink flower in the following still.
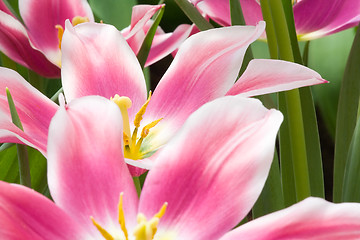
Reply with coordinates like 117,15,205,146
0,0,93,77
0,1,191,77
0,21,326,174
1,96,360,239
190,0,360,40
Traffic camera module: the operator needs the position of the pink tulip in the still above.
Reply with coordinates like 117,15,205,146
0,21,326,174
1,96,360,239
190,0,360,40
0,0,93,77
0,2,191,77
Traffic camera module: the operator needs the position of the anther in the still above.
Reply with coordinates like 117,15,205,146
134,91,152,128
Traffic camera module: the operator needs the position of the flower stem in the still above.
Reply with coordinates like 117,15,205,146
261,0,311,201
334,23,360,202
133,176,141,197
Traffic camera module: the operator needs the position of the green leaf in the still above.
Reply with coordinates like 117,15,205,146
88,0,136,30
1,52,17,71
28,148,49,196
342,116,360,202
263,0,311,202
0,146,48,195
278,92,297,206
333,23,360,202
308,29,355,139
6,88,23,131
282,0,325,198
299,87,324,198
0,145,18,183
253,150,284,218
175,0,213,31
6,88,31,187
229,0,245,25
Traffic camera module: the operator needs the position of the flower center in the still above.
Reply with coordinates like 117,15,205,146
91,193,168,240
55,16,90,50
111,93,162,160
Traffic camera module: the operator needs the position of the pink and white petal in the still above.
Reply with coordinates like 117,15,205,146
123,5,164,56
220,197,360,240
192,0,263,27
139,96,283,240
294,0,360,40
145,24,194,67
61,21,147,119
0,67,58,154
18,0,94,65
226,59,327,97
47,96,139,237
145,22,265,128
124,4,163,40
0,11,60,77
0,1,14,16
126,158,152,176
0,181,88,240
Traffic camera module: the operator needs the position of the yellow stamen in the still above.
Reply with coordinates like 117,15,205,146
141,118,163,139
91,217,115,240
111,95,132,144
111,93,162,160
134,203,168,240
131,128,139,147
154,202,168,219
134,91,152,128
92,195,169,240
134,219,149,240
118,193,129,240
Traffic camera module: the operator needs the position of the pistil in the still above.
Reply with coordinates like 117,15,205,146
111,95,133,146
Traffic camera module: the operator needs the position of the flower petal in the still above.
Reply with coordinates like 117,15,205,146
0,11,60,77
145,24,194,67
139,96,283,239
0,67,58,155
294,0,360,40
0,181,86,239
121,4,193,67
123,4,164,53
47,96,139,237
61,21,147,119
192,0,263,27
0,1,14,16
146,22,265,128
18,0,94,65
226,59,328,97
220,197,360,240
